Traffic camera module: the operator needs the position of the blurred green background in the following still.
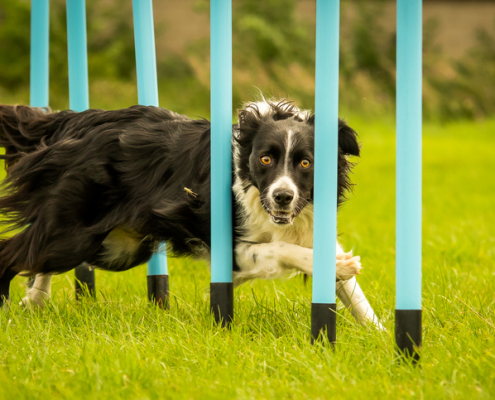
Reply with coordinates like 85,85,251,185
1,0,494,120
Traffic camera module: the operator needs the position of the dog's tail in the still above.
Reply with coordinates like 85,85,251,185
0,105,69,169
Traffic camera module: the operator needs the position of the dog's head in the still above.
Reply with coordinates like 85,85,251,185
234,99,360,225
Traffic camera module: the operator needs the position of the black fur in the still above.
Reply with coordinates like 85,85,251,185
235,99,359,207
0,101,359,300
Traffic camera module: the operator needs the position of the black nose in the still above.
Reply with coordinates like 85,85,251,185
273,190,294,207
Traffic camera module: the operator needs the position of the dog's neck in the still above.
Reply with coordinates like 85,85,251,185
233,178,314,249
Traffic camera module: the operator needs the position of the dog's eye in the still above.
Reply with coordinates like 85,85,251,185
260,156,272,165
300,159,311,168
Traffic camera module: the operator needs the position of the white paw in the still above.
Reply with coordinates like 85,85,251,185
336,252,362,281
362,317,387,332
374,321,387,331
19,289,50,309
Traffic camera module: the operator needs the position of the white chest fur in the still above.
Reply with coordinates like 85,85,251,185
234,182,314,249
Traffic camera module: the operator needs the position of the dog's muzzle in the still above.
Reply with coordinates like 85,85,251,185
269,189,295,224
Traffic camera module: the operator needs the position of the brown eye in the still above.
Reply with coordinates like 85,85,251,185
260,156,272,165
301,159,311,168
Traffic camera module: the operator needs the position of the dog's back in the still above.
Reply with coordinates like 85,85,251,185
0,105,193,167
0,105,71,168
0,105,213,280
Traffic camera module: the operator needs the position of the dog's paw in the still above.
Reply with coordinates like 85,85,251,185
356,315,387,332
362,316,387,332
19,289,50,309
374,320,387,332
336,252,362,281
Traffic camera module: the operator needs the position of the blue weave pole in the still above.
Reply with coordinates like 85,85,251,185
67,0,89,112
67,0,95,296
132,0,169,308
210,0,233,326
132,0,159,107
66,0,95,297
395,0,423,363
30,0,49,108
13,0,51,301
311,0,340,344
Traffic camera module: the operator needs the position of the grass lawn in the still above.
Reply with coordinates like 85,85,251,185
0,116,494,399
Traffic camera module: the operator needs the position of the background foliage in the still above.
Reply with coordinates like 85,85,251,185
0,0,494,120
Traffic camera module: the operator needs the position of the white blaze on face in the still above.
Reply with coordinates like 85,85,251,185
267,129,299,210
284,129,293,174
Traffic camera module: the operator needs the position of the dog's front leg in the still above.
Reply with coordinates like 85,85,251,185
234,241,362,286
336,277,384,330
234,241,312,286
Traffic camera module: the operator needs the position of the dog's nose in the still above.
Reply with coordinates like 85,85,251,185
273,190,294,207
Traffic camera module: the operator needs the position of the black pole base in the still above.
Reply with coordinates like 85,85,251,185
0,268,18,308
75,263,96,300
0,290,9,308
311,303,337,345
0,282,10,308
395,309,422,364
147,274,169,309
210,282,233,328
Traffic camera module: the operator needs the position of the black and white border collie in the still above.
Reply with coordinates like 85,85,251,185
0,99,382,328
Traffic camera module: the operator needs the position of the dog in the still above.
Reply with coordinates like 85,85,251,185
0,98,382,328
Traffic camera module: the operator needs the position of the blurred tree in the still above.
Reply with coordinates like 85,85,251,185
428,22,495,120
0,0,136,109
0,1,31,91
235,0,313,65
0,0,493,120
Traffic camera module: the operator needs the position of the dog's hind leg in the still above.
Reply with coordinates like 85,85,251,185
20,273,53,308
0,267,19,308
336,277,384,330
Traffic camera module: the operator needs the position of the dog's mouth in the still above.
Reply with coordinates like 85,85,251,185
261,197,306,225
269,210,295,225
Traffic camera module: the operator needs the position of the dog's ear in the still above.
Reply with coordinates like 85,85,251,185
306,115,360,156
271,101,298,121
238,106,261,132
307,114,315,126
338,120,360,156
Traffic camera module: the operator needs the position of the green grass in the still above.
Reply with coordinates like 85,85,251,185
1,117,494,399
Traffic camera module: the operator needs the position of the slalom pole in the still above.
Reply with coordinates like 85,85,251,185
30,0,49,108
25,0,50,293
132,0,169,309
66,0,96,298
395,0,423,363
311,0,340,344
210,0,234,327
